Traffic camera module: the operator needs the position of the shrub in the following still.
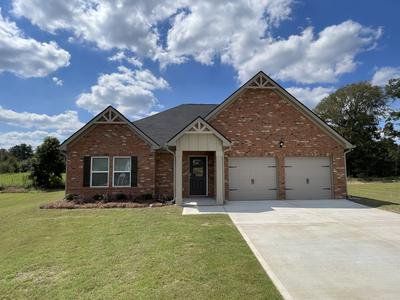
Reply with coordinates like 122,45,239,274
93,194,105,201
65,193,79,202
134,193,154,203
114,193,128,202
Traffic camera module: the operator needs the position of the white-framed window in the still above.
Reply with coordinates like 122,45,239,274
113,157,131,187
90,156,109,187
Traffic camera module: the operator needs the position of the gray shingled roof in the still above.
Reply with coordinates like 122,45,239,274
133,104,218,146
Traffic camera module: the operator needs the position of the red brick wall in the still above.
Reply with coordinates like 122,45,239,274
155,152,174,197
182,151,215,198
66,123,155,199
209,88,347,199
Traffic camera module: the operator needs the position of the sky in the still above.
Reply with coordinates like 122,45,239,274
0,0,399,148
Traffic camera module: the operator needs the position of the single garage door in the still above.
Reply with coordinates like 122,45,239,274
229,157,277,200
285,157,332,200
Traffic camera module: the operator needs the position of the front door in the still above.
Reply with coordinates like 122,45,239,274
190,157,207,195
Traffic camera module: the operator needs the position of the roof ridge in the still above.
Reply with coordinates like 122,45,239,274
133,103,217,123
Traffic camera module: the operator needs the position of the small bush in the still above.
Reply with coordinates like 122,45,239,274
93,194,105,201
134,193,153,203
114,193,128,202
65,193,79,202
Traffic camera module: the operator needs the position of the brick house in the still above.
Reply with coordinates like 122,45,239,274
60,71,353,205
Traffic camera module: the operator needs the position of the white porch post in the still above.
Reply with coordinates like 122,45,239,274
216,149,224,205
175,149,183,205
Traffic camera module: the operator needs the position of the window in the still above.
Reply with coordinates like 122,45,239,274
113,157,131,187
91,157,109,187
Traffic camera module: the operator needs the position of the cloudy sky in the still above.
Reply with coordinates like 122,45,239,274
0,0,399,148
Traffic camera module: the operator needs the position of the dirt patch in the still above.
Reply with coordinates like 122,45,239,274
15,266,67,284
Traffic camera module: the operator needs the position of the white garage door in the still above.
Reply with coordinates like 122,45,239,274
285,157,332,200
229,157,277,200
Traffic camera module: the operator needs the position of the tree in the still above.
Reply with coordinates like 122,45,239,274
30,137,65,189
384,78,400,138
314,82,394,177
8,143,34,172
0,149,19,173
9,144,33,161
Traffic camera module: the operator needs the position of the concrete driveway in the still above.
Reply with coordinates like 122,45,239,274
184,200,400,299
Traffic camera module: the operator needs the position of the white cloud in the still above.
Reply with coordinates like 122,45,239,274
0,107,84,148
108,51,143,67
11,1,382,84
229,21,382,83
12,0,183,57
0,130,63,149
371,67,400,86
76,66,169,119
0,106,83,133
0,10,70,78
162,0,293,67
52,76,63,86
286,86,335,108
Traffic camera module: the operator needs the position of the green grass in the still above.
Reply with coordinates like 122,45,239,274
0,172,32,188
0,192,281,299
348,180,400,213
0,173,66,190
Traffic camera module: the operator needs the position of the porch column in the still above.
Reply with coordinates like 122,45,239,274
216,149,224,205
175,149,183,205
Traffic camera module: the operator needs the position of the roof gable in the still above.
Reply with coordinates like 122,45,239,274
60,106,159,150
206,71,354,149
167,117,231,146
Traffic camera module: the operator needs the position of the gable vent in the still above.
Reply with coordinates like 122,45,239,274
96,108,124,123
247,73,276,89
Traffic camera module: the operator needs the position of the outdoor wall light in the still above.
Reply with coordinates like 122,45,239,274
279,140,284,148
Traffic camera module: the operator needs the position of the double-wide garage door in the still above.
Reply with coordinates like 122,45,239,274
228,157,332,200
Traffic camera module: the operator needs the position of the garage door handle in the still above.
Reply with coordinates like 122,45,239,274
268,188,277,190
322,187,331,190
285,188,293,190
229,188,239,191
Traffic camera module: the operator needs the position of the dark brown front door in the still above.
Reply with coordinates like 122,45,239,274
190,157,207,195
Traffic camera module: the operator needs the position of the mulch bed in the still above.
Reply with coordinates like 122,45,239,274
40,200,172,209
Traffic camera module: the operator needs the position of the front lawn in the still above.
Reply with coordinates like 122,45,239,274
0,191,280,299
348,180,400,213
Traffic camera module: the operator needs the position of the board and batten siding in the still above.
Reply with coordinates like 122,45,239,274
176,133,223,151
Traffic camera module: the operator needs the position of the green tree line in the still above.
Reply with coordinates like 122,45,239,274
315,78,400,177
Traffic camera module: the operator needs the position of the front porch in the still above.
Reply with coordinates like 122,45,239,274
182,197,219,206
166,117,231,206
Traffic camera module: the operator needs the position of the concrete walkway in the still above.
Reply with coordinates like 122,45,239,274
182,200,400,300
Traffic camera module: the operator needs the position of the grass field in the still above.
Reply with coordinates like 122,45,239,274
0,172,32,188
0,173,65,190
348,180,400,213
0,191,281,299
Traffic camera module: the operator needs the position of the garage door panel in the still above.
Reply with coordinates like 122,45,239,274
285,157,332,200
229,157,277,201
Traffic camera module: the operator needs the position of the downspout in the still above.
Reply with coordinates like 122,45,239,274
165,146,176,201
344,148,353,199
222,145,231,203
